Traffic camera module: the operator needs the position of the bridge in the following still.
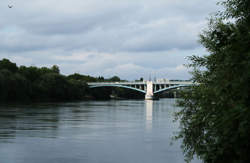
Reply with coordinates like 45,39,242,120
88,80,194,100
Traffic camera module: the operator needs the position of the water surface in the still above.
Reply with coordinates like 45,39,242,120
0,99,200,163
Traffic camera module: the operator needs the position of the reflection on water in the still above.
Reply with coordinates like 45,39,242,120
0,104,62,142
0,99,200,163
145,100,153,131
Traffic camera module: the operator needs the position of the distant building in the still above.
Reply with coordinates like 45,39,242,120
156,78,169,82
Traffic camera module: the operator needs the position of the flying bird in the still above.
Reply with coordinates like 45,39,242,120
8,5,13,8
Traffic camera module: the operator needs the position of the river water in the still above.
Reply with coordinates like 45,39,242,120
0,99,200,163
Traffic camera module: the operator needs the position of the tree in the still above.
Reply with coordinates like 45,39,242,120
51,65,60,74
108,76,120,82
67,79,89,99
38,73,69,100
0,59,94,102
175,0,250,162
0,58,18,73
19,66,41,82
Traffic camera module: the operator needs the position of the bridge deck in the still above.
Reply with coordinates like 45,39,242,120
87,81,194,99
88,81,193,85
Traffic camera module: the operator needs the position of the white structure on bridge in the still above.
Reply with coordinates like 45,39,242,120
88,80,194,100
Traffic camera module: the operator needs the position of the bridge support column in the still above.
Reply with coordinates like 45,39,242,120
145,81,154,100
173,91,177,98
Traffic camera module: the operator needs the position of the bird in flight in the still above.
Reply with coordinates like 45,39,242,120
8,5,13,8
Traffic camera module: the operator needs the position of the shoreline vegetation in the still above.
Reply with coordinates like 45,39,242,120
0,58,177,103
0,58,140,103
0,58,91,103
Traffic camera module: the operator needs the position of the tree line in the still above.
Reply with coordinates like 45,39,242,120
0,58,89,102
0,58,146,102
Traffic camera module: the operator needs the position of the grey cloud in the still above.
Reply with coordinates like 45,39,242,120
1,0,219,53
0,0,218,79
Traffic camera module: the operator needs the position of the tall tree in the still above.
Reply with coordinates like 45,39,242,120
51,65,60,74
175,0,250,162
0,58,18,73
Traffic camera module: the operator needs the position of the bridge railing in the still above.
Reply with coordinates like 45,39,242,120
88,81,194,85
88,81,147,85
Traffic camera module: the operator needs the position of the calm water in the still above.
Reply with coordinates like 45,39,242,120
0,99,200,163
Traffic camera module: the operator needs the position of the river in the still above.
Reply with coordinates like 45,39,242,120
0,99,200,163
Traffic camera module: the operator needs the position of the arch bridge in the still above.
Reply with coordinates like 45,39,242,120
88,81,194,100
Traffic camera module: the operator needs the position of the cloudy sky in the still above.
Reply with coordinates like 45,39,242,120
1,0,220,80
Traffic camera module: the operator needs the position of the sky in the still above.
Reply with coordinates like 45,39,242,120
1,0,220,80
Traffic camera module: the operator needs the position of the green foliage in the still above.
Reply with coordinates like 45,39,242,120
0,58,130,102
67,79,89,99
0,58,18,73
106,76,121,82
38,73,69,100
0,59,90,102
112,87,144,99
0,69,31,102
51,65,60,74
67,73,98,82
175,0,250,162
90,87,112,100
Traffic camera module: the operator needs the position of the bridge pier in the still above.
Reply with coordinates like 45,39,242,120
145,81,154,100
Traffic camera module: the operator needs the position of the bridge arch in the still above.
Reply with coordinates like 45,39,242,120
89,84,146,94
153,85,190,94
